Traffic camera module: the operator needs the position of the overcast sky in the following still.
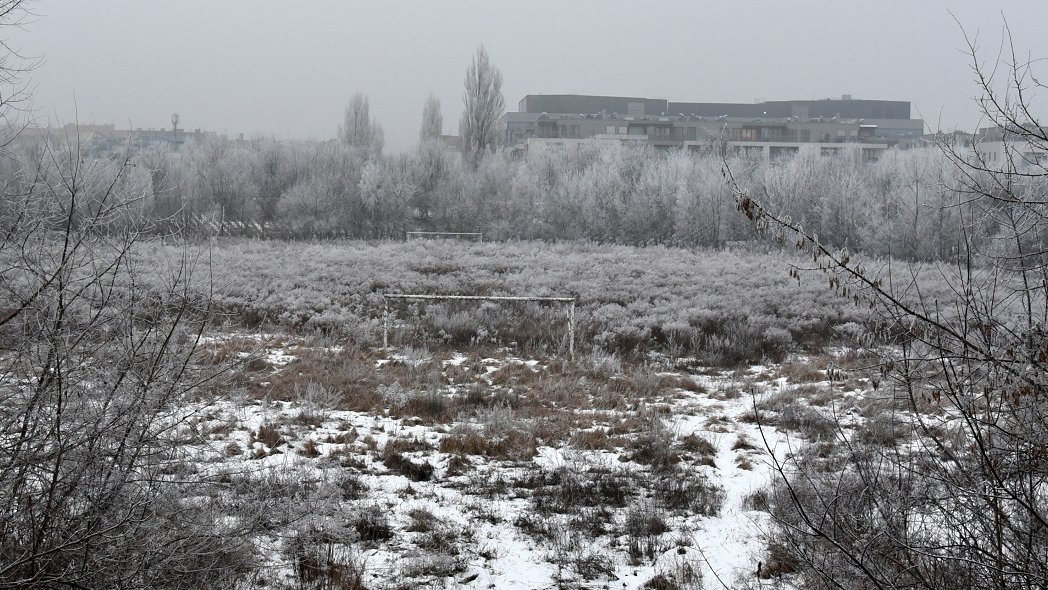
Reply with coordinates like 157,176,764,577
11,1,1048,151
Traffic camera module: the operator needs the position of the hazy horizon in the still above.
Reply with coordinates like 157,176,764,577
11,1,1048,151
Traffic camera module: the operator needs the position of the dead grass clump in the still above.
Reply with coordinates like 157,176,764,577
254,423,284,449
529,465,634,513
569,428,622,451
732,434,759,451
438,426,538,461
778,360,825,383
796,384,838,407
624,418,680,472
735,455,754,470
261,348,387,410
381,438,435,481
195,337,260,365
778,406,838,441
651,471,724,515
335,472,367,500
352,506,394,543
760,539,801,579
488,362,540,387
855,413,910,446
742,488,770,512
298,439,321,458
286,533,368,590
444,454,472,477
326,444,367,470
396,389,459,424
659,374,706,394
678,433,716,457
626,504,670,538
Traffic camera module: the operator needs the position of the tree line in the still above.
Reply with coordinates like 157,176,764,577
3,125,1009,264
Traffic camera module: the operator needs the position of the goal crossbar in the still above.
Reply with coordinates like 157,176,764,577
382,293,576,359
384,294,574,303
405,231,484,240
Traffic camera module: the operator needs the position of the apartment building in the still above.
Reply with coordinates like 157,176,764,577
504,94,925,160
971,125,1048,169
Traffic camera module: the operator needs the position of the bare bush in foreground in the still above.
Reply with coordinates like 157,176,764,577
735,22,1048,590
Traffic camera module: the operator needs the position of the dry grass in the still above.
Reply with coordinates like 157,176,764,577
569,428,627,451
438,426,538,461
298,439,321,458
253,423,284,449
777,359,826,383
732,434,759,451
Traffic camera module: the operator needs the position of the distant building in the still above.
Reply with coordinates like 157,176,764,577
20,123,214,158
971,125,1048,169
503,94,925,160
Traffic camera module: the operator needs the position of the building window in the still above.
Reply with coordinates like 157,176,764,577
770,146,799,159
688,127,697,141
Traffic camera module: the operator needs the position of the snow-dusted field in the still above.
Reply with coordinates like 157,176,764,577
170,333,880,590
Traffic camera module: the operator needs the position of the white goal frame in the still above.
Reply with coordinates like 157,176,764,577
405,231,484,241
382,293,576,360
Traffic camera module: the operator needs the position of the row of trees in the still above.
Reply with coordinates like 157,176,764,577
9,128,1012,263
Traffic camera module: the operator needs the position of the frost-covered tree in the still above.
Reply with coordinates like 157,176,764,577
339,92,383,159
459,46,503,167
419,94,443,144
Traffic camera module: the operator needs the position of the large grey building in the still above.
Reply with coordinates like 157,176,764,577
504,94,925,159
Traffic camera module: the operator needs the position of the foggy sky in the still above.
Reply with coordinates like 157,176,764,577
11,1,1048,151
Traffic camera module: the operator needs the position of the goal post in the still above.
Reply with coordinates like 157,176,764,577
405,231,484,241
382,293,576,360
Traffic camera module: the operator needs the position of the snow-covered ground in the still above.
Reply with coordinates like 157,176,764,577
175,336,869,589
